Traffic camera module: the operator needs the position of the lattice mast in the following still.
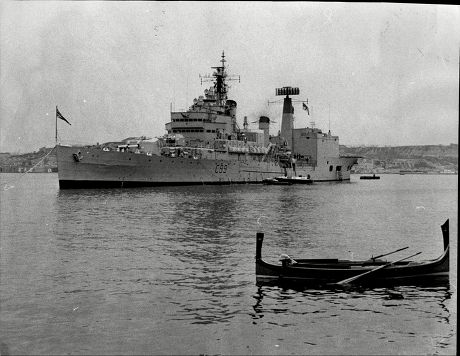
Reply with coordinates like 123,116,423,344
199,51,240,107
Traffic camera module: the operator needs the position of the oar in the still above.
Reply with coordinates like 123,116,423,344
371,246,409,261
335,251,422,286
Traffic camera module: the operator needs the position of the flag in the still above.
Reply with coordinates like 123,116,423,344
302,102,310,115
56,107,71,125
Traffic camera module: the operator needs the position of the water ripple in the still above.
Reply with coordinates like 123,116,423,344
1,174,456,355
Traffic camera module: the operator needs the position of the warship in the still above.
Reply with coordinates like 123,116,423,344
56,52,358,189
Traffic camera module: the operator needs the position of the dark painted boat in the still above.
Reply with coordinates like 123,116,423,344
360,174,380,180
273,176,313,184
255,219,449,287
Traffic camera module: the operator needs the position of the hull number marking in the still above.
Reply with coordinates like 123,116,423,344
215,163,228,174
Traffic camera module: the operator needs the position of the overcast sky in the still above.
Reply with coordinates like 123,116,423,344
0,2,458,153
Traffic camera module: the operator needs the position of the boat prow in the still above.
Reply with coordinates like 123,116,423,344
255,219,450,287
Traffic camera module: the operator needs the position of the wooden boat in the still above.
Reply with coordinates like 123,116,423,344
360,174,380,180
255,219,449,287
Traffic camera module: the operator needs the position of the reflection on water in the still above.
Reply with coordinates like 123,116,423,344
251,284,454,352
56,186,255,326
252,284,452,318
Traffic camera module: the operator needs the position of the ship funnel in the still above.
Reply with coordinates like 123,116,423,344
276,87,299,150
259,116,270,146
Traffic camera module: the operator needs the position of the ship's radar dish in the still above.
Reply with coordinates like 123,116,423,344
276,87,300,96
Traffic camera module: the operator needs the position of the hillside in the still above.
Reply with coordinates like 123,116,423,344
340,144,458,174
0,147,57,173
340,144,458,160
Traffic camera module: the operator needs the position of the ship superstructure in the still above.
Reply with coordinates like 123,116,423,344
56,52,358,188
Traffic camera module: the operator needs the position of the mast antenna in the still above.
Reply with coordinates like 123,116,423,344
198,51,240,105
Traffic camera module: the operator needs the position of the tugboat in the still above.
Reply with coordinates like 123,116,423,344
56,52,359,188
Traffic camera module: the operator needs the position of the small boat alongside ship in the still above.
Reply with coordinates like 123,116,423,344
255,219,450,287
263,175,313,185
56,52,358,189
262,178,292,185
275,176,313,184
360,174,380,180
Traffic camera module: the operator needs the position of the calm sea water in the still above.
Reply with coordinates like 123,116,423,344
0,173,457,355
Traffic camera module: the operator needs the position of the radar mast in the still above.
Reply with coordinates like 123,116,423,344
199,51,240,106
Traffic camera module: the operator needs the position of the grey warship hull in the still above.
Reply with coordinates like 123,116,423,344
57,145,357,189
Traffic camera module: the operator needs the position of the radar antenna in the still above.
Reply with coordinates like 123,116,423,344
270,87,309,108
270,87,310,124
199,51,240,106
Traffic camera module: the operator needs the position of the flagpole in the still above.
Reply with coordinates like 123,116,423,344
55,106,58,145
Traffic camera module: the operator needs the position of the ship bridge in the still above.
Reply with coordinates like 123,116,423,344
164,51,246,147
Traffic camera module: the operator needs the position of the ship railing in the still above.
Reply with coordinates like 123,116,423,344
57,140,97,147
160,146,214,159
213,139,269,154
296,160,316,167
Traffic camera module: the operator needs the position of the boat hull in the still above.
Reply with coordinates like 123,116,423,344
255,220,450,287
275,177,313,184
256,255,449,287
56,145,357,188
